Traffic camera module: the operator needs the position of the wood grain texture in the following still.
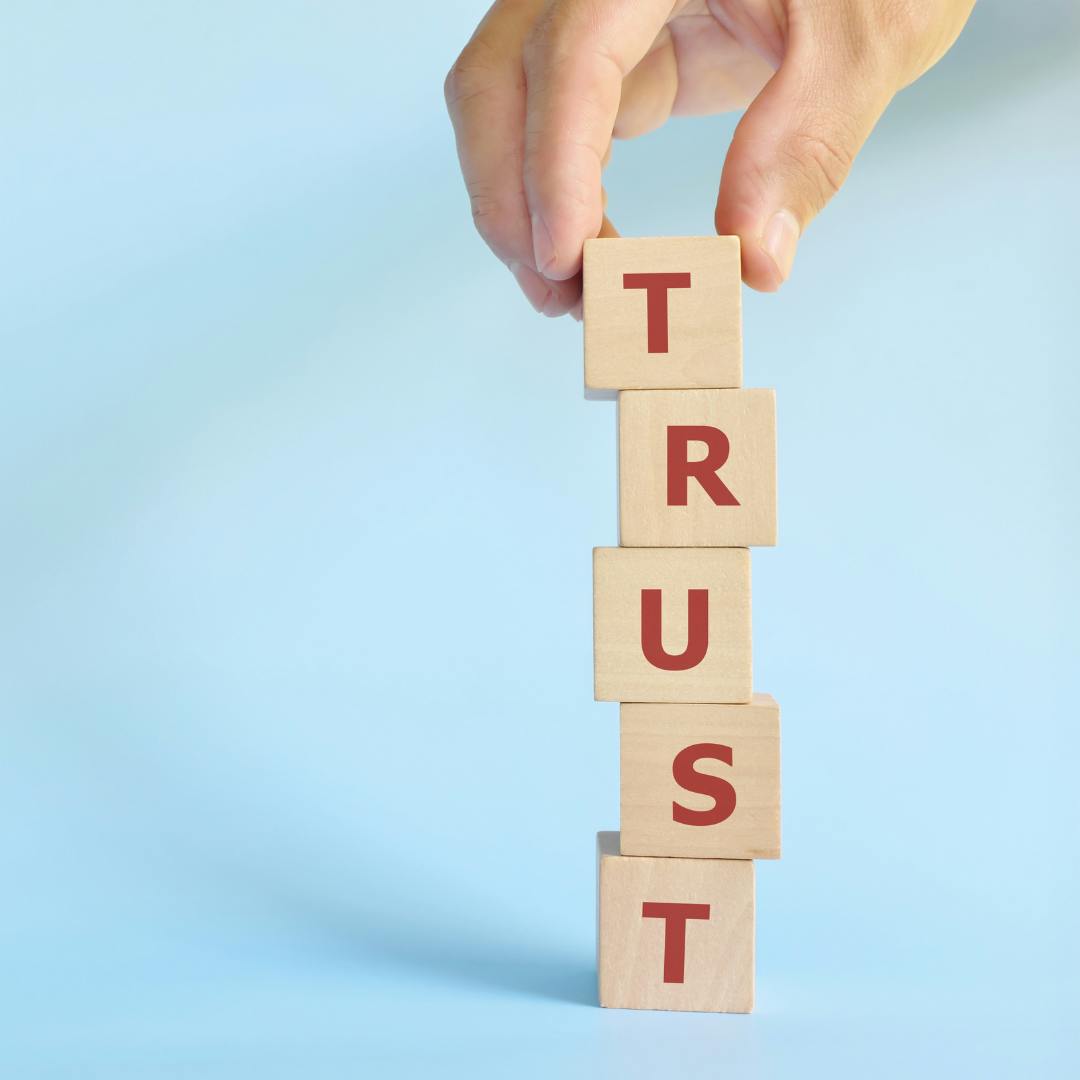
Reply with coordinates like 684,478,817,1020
597,832,754,1013
584,237,742,391
620,697,780,859
619,388,777,547
593,547,752,703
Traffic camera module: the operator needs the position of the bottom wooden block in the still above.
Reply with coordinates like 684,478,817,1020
597,832,754,1013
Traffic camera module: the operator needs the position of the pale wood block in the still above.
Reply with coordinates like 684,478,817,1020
597,831,754,1013
584,237,742,391
620,697,780,860
619,389,777,547
594,547,751,704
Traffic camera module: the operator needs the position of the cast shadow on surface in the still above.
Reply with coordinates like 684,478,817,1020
237,863,597,1007
359,927,597,1008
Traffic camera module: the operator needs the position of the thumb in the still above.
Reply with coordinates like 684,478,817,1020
714,34,896,291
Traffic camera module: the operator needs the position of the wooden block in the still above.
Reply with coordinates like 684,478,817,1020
620,697,780,859
597,831,754,1012
584,237,742,391
593,547,751,704
619,389,777,547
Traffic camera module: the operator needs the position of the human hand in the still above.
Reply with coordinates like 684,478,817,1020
445,0,974,316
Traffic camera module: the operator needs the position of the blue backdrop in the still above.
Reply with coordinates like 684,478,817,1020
2,3,1078,1076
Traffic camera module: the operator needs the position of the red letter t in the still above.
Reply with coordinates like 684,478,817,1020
623,272,692,353
641,901,712,983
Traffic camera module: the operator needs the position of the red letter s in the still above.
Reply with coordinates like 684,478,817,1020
672,743,736,826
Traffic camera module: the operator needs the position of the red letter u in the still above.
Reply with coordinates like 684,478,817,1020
640,588,709,671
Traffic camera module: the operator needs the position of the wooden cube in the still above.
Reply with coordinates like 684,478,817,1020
619,389,777,547
597,831,754,1012
593,547,751,704
584,237,742,391
620,697,780,860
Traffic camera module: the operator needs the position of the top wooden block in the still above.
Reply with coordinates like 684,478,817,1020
584,236,742,391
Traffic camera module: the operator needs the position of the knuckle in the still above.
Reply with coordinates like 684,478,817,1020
826,0,938,81
444,38,501,112
805,0,929,81
874,0,936,49
872,0,961,82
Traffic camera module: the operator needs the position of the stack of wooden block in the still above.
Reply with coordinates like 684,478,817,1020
585,237,780,1013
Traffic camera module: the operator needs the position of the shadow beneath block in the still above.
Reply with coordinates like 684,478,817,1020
331,912,597,1007
394,936,597,1007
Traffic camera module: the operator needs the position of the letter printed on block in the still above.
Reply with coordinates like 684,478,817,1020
597,832,754,1012
619,388,777,547
594,547,752,704
584,237,742,390
620,698,781,859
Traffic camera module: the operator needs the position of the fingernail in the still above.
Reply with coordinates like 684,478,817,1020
540,291,565,318
509,261,553,314
531,213,557,276
761,209,800,284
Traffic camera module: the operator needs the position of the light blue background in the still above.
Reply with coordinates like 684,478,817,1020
2,3,1078,1077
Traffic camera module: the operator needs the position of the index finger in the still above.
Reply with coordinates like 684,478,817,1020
445,0,582,315
522,0,673,281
